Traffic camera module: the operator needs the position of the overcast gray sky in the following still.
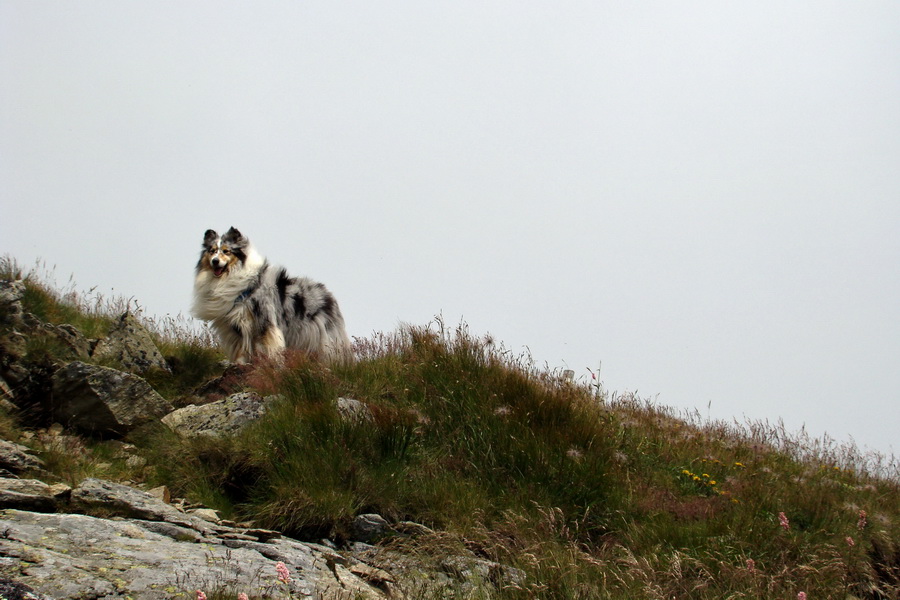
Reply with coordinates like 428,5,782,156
2,2,898,457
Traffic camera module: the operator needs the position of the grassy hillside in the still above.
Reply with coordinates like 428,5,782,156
2,256,899,599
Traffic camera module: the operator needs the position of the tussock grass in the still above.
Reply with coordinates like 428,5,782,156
3,256,900,598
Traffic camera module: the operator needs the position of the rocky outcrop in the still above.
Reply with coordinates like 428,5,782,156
0,281,30,398
0,471,528,599
70,478,214,532
0,439,44,474
162,391,271,438
0,509,388,599
0,479,526,593
0,478,68,512
92,312,170,374
23,314,93,360
0,282,170,421
0,476,411,599
0,280,526,599
50,361,173,436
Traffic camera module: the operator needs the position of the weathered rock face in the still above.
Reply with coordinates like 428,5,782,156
23,314,93,360
336,396,375,424
0,439,44,474
0,478,67,512
0,281,26,329
92,312,170,374
50,362,173,436
0,510,388,600
0,281,34,397
0,473,526,600
0,476,397,599
352,513,391,543
162,391,271,438
70,478,211,532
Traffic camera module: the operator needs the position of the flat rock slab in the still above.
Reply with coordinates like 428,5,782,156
70,478,209,533
0,510,386,599
0,478,68,512
162,392,270,438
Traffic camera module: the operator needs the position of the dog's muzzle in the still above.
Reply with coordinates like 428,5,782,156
211,258,227,277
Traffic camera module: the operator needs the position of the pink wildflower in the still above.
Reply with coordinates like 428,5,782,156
276,561,291,584
238,595,249,600
745,558,756,572
797,592,807,600
846,536,855,547
196,592,207,600
778,512,790,531
858,509,867,530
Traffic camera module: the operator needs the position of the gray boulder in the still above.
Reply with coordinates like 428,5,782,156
336,397,375,424
92,312,170,374
162,391,270,438
50,362,173,436
352,513,391,543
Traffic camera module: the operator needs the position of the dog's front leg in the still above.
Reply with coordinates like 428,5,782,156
258,326,287,363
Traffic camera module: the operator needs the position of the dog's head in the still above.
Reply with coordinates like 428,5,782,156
198,227,249,278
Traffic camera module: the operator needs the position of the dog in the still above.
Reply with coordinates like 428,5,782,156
191,227,352,364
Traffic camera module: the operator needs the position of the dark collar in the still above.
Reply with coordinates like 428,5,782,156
234,287,253,305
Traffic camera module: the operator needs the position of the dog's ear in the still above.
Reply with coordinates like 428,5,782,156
223,227,248,249
203,230,218,248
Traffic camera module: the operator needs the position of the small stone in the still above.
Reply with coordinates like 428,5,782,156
217,532,259,542
244,528,282,542
351,513,390,543
336,397,374,424
188,507,222,524
147,485,171,504
394,521,434,537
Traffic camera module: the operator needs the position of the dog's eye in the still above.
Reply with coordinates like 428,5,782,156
222,249,232,255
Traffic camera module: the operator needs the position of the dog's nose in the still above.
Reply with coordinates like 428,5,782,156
211,257,221,267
